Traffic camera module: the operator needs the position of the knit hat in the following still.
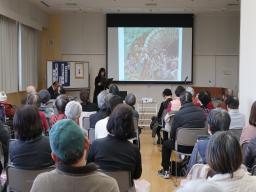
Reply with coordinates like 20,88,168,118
49,119,84,162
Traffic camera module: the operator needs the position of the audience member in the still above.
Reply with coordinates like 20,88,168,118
240,101,256,145
158,91,206,179
90,90,108,128
47,81,60,99
177,179,223,192
243,137,256,170
31,119,119,192
186,87,201,107
26,85,36,95
187,109,230,171
170,86,185,111
198,91,214,116
10,105,53,168
218,88,233,110
38,89,54,119
0,121,10,174
50,95,69,127
109,84,120,96
95,95,123,139
80,88,98,112
0,91,15,119
65,101,82,125
87,104,142,180
205,132,256,191
226,96,245,129
26,94,49,132
125,93,139,121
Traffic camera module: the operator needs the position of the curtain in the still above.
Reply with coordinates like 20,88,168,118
0,16,18,93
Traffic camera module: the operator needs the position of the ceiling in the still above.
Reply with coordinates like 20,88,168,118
28,0,240,14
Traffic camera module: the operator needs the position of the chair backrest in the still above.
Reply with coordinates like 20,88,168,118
7,165,55,192
251,165,256,176
88,128,95,144
103,171,133,192
176,127,208,148
0,105,6,124
79,111,96,130
228,129,242,141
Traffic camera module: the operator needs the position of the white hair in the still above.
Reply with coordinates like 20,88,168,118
65,101,82,121
177,180,223,192
26,85,36,95
186,87,195,96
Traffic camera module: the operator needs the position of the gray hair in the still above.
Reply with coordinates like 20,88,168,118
97,90,108,110
65,101,82,121
125,93,136,106
38,89,51,104
177,179,223,192
186,87,195,96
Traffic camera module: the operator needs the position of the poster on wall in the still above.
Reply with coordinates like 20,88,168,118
75,62,84,79
52,61,71,86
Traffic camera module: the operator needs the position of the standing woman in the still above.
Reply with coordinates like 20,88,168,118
93,68,106,104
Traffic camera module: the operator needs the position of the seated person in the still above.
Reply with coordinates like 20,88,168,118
95,95,123,139
38,89,54,119
21,85,37,105
198,91,214,116
50,95,69,127
226,96,245,129
125,93,139,121
170,86,185,112
26,94,49,132
177,179,223,192
10,105,53,168
80,88,98,112
87,104,142,180
186,87,201,107
31,119,119,192
90,90,108,128
187,109,230,172
158,91,206,179
217,88,233,110
0,91,15,119
65,101,82,125
47,81,60,99
188,131,256,192
108,84,120,96
0,121,10,174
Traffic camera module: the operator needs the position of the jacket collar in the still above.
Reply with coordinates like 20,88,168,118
208,167,248,182
180,102,194,109
57,162,98,176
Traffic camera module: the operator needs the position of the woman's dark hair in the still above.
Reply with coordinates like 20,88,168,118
109,84,120,95
13,105,43,141
175,86,185,97
97,68,106,77
125,93,136,107
162,89,172,97
55,95,69,114
80,88,90,104
180,91,192,105
208,109,230,134
226,96,239,109
26,94,40,108
207,131,242,177
107,104,135,140
249,101,256,126
198,91,212,107
106,95,123,115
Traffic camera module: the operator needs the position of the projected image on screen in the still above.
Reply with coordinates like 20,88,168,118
119,27,182,81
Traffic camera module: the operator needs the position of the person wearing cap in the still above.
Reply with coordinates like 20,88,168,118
31,119,119,192
65,101,82,125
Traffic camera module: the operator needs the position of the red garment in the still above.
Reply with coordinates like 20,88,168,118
39,111,49,132
50,114,66,127
193,97,201,107
0,101,15,118
206,102,214,110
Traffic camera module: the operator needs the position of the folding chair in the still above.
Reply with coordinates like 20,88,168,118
172,127,208,185
79,111,96,130
7,165,55,192
103,171,134,192
88,128,95,144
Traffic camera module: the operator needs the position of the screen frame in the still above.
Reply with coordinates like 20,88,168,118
106,13,194,84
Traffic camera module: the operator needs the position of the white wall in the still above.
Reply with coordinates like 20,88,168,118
0,0,48,30
59,12,240,105
239,0,256,121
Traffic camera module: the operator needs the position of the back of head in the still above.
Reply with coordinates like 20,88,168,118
249,101,256,126
180,91,192,105
125,93,136,107
198,91,211,107
107,104,135,140
80,88,90,103
13,105,42,141
175,86,185,97
177,180,223,192
38,89,51,104
207,131,242,176
97,90,108,110
55,95,69,114
26,94,40,107
106,95,123,115
109,84,119,95
162,88,172,97
226,96,239,109
50,119,85,165
26,85,36,95
0,91,7,102
208,109,230,134
65,101,82,121
186,87,195,96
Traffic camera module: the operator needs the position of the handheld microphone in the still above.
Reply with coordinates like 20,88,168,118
184,76,188,84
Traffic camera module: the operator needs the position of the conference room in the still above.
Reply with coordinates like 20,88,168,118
0,0,256,191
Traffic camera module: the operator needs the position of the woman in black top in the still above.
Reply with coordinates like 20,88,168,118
87,104,142,180
93,68,106,105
